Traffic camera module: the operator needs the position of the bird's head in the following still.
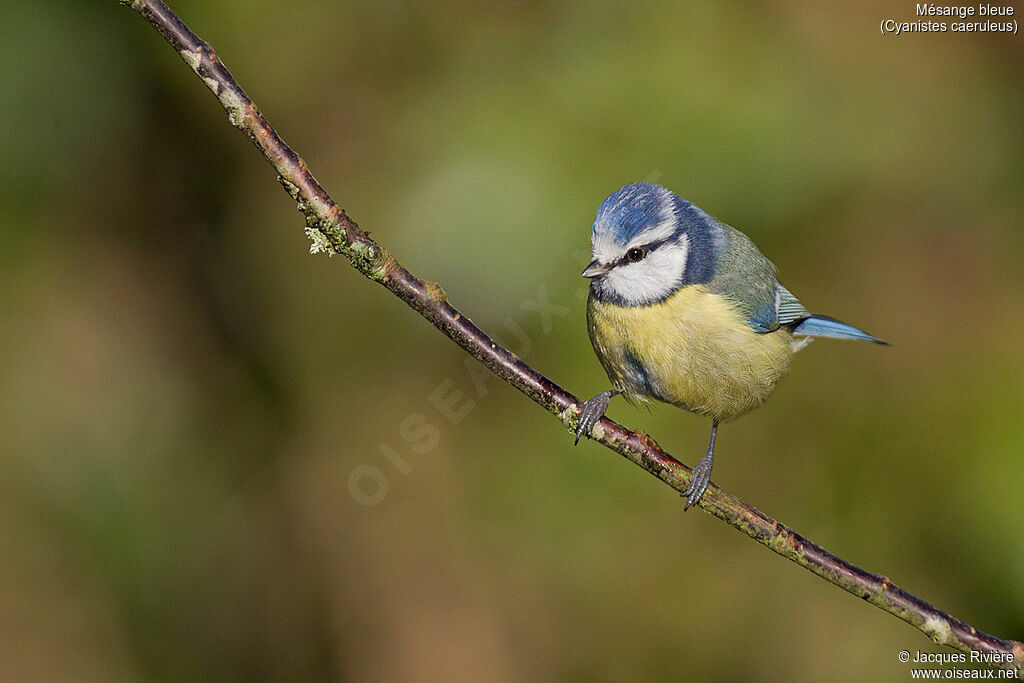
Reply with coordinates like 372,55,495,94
583,182,719,306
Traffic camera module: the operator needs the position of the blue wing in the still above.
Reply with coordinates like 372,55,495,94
746,282,809,332
707,222,884,343
707,222,808,332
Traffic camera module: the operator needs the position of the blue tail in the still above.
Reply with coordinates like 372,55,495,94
791,315,887,344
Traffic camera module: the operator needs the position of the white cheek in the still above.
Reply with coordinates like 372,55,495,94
604,239,689,305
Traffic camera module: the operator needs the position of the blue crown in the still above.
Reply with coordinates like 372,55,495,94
594,182,674,244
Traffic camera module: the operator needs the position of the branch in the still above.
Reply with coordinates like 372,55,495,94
120,1,1023,675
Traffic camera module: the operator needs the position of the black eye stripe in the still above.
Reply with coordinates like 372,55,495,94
618,237,671,266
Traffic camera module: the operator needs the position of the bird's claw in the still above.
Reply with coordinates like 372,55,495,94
574,390,617,444
682,451,713,510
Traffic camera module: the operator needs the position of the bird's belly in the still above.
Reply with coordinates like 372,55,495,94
586,285,795,422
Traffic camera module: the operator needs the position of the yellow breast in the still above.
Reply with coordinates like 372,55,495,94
586,285,795,422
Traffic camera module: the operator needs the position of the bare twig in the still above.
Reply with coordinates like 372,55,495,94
120,0,1023,675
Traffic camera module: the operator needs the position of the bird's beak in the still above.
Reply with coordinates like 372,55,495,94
581,259,611,279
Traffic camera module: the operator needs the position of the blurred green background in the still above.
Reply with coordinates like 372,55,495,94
1,1,1022,680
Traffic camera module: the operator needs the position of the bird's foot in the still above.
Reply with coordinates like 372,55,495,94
574,390,618,444
682,451,713,510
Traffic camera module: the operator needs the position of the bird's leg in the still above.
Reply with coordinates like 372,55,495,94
574,389,621,445
683,420,718,510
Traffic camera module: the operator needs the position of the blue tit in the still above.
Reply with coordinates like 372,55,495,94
574,182,885,509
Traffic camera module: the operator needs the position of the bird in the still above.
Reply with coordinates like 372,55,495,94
574,182,885,510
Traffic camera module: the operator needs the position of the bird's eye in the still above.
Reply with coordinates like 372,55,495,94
625,247,646,263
